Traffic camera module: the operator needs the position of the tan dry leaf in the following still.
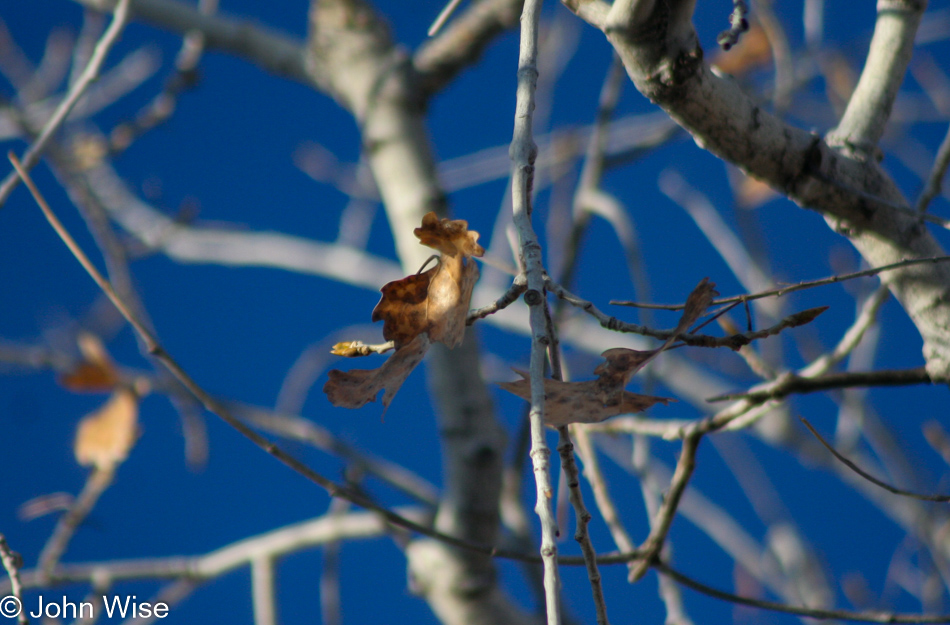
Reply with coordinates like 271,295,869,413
498,368,673,427
59,332,119,392
326,213,484,412
711,22,772,76
323,334,430,410
733,172,779,209
372,212,484,349
74,387,139,469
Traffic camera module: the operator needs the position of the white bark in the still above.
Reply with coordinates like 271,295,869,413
564,0,950,380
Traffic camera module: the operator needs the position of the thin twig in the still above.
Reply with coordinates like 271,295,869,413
916,121,950,213
507,0,562,620
234,403,440,506
573,428,640,580
320,497,351,625
0,0,131,208
466,273,527,324
427,0,466,36
558,55,625,290
546,308,610,624
753,0,794,113
557,427,610,624
548,277,825,348
716,0,749,50
707,367,933,403
329,340,396,357
811,167,950,229
628,434,702,581
37,467,116,581
6,152,557,567
611,256,950,310
10,507,430,592
656,560,950,623
0,534,27,625
416,0,523,96
251,555,277,625
801,418,950,502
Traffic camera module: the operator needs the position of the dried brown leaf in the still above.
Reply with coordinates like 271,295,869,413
372,269,435,347
74,388,139,469
59,332,119,392
413,212,485,259
327,213,485,411
371,212,484,349
323,334,430,410
593,347,657,390
675,277,718,337
498,369,673,427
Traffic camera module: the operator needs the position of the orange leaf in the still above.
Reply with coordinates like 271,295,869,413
74,388,139,469
59,332,119,392
323,334,430,410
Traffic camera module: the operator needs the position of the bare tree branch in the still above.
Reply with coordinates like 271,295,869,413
916,120,950,212
801,417,950,502
826,0,924,156
415,0,524,96
0,534,27,625
561,0,950,381
612,257,950,311
36,467,115,581
655,560,950,624
507,0,563,619
628,434,701,581
6,507,430,591
0,0,131,208
709,367,933,403
71,0,311,84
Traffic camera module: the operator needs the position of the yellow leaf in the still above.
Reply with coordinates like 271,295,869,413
74,388,139,470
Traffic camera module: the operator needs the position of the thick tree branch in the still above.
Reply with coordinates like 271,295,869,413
72,0,311,85
305,2,524,624
415,0,525,97
0,0,130,208
562,0,950,381
508,0,564,620
826,0,926,156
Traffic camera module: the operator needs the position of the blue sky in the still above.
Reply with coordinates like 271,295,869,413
3,1,950,624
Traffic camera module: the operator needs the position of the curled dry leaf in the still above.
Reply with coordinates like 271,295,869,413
323,335,429,410
675,277,719,337
498,360,673,427
74,387,140,470
326,212,484,411
372,212,484,349
59,332,119,392
498,279,719,426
